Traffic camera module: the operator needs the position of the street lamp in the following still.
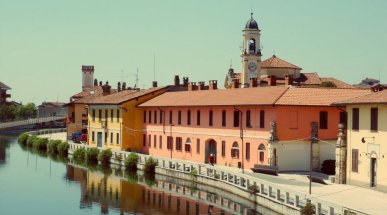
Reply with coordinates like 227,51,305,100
170,124,174,159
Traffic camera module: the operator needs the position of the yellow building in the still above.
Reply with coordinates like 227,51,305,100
336,90,387,191
87,87,167,151
66,86,107,139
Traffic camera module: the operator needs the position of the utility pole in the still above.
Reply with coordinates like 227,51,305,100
310,122,318,195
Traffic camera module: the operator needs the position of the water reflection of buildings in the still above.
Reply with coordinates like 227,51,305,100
0,135,11,165
66,164,265,215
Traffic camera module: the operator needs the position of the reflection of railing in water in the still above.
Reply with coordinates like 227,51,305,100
68,143,357,215
67,162,263,215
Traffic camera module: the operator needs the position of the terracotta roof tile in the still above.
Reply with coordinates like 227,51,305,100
38,102,66,108
139,86,289,107
320,77,354,89
275,88,370,106
301,73,321,85
334,90,387,105
87,87,167,105
261,55,302,70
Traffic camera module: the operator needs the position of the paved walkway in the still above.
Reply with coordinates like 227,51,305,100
44,132,387,214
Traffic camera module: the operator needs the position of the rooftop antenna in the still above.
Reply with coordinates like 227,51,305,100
273,50,276,56
133,68,139,88
153,53,156,81
251,5,253,18
230,59,233,68
379,70,381,82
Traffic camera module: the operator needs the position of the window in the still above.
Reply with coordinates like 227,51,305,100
159,136,162,148
222,110,226,127
352,149,359,172
116,133,120,145
231,142,239,158
167,136,173,150
185,138,191,152
143,134,146,146
246,142,250,160
92,131,95,142
352,108,359,130
246,110,251,127
105,109,108,122
187,110,191,125
197,111,201,125
339,111,347,127
196,139,200,154
221,141,226,157
258,144,265,162
110,132,113,144
319,111,328,129
160,111,163,124
116,110,120,122
178,111,181,125
111,110,113,122
143,111,146,123
154,135,157,148
104,132,107,144
209,110,213,126
371,108,378,131
98,110,102,121
154,111,157,124
148,111,152,123
260,110,265,128
148,135,151,147
92,110,96,122
233,111,239,127
176,137,182,151
169,111,173,124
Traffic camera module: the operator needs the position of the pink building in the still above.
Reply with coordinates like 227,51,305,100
139,84,369,171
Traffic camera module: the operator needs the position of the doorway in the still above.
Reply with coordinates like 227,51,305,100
371,158,377,187
97,132,102,148
205,139,217,164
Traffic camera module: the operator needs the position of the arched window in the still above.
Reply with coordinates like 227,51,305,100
249,38,256,54
258,144,265,162
185,138,191,152
231,142,239,158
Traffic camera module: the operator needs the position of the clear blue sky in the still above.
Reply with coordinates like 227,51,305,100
1,0,386,104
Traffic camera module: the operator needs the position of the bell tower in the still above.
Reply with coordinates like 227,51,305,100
241,13,262,87
82,65,94,90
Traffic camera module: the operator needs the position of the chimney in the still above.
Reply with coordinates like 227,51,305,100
198,81,206,90
118,82,121,92
99,81,102,86
152,81,158,88
183,77,189,87
232,79,240,89
209,80,218,90
102,81,111,95
122,82,126,90
188,82,197,91
174,75,180,86
249,78,258,88
268,75,277,86
285,75,293,86
94,79,98,86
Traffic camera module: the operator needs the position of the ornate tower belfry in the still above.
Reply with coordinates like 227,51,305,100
241,12,262,88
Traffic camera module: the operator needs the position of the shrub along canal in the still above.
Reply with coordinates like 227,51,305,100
0,134,279,215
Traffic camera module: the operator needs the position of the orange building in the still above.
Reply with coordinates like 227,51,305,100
139,84,369,171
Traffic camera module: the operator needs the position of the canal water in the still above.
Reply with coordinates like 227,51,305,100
0,135,276,215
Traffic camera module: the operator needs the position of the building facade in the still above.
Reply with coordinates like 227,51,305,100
0,81,11,106
87,87,168,151
140,85,368,171
336,90,387,191
37,102,67,117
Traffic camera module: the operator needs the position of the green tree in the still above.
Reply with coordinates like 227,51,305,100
320,81,337,88
17,103,37,119
0,105,17,122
